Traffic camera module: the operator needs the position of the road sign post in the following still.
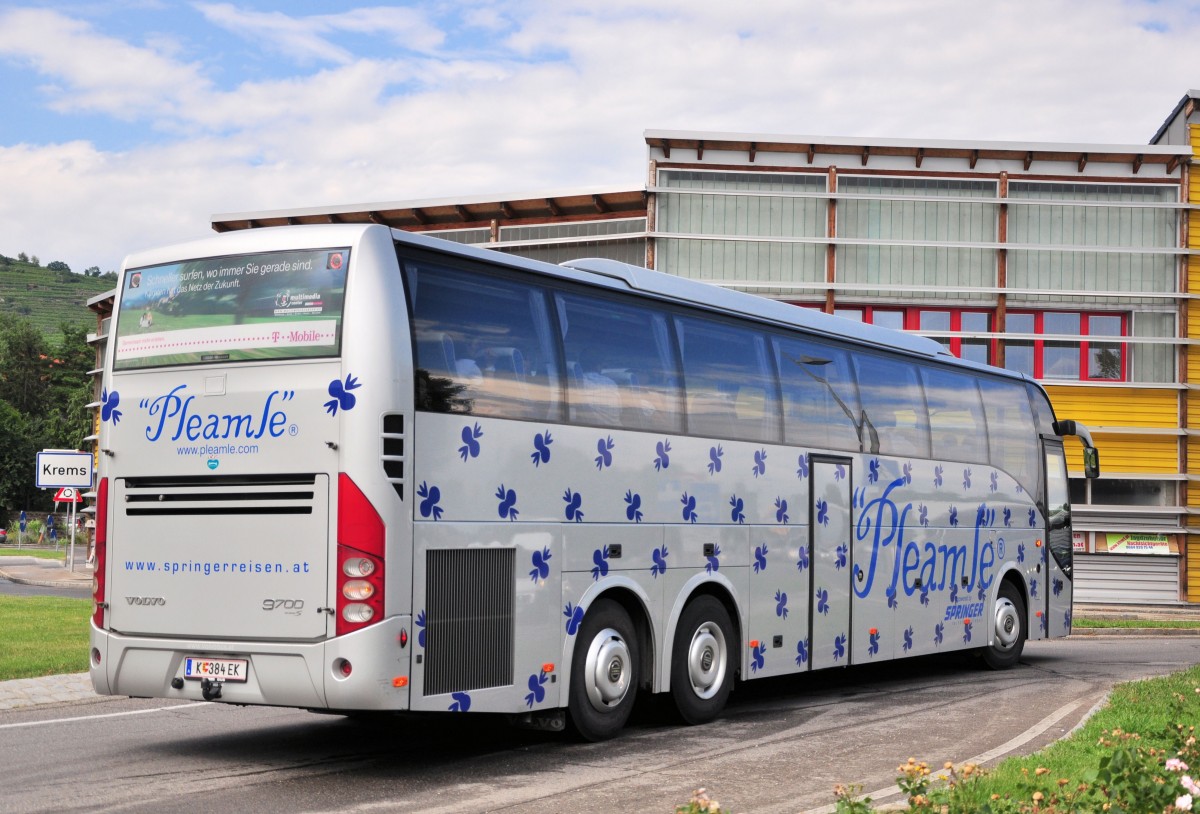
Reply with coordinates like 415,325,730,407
37,450,92,569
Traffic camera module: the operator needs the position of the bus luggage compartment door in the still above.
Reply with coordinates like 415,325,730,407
107,474,330,641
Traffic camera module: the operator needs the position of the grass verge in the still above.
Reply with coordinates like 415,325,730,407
1073,617,1200,629
0,547,67,560
0,595,90,681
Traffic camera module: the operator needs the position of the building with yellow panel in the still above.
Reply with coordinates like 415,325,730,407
213,106,1199,604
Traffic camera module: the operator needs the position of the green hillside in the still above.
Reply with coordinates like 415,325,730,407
0,256,114,340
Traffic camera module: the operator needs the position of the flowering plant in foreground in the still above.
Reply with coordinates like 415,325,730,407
832,687,1200,814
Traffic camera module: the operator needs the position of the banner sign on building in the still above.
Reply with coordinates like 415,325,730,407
1105,533,1171,555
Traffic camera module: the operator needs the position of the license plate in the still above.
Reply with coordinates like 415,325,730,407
183,656,249,682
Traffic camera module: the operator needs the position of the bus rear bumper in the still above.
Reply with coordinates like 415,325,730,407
89,616,412,711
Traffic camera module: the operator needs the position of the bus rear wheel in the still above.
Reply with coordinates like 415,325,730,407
671,595,735,725
982,580,1026,670
567,598,639,741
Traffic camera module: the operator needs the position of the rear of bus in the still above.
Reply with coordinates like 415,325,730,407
89,224,415,711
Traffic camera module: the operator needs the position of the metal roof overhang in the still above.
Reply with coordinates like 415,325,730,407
211,187,648,234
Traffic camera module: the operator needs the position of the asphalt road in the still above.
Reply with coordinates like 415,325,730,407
3,636,1197,814
0,576,89,599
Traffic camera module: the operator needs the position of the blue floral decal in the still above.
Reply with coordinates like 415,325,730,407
775,497,789,524
651,544,669,577
529,546,551,582
708,445,723,475
918,504,929,527
886,584,899,610
1030,577,1038,598
934,622,944,646
950,582,960,602
530,430,552,467
867,628,880,656
949,506,959,527
495,484,519,521
563,488,584,522
101,388,122,424
753,542,768,573
902,463,912,485
796,546,809,572
963,619,973,643
417,482,442,520
563,602,583,635
1053,577,1063,597
868,458,880,484
1039,611,1048,634
1028,508,1037,527
816,498,829,527
594,436,614,470
919,585,930,607
833,634,846,661
796,453,809,479
459,423,483,461
654,439,671,472
834,463,846,481
705,545,721,574
963,468,972,489
525,669,549,708
1003,507,1012,527
816,587,829,615
750,641,767,672
730,495,746,524
324,374,361,415
591,547,609,580
900,626,912,652
933,465,943,488
835,543,848,570
775,590,788,618
416,609,427,647
989,471,999,492
448,692,471,712
1017,543,1026,564
752,449,767,478
1064,609,1072,630
624,490,643,523
681,492,698,524
796,638,809,666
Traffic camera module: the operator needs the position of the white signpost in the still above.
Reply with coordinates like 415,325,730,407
36,450,93,570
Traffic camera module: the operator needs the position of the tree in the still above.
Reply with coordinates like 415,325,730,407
17,252,28,263
0,400,39,515
47,260,70,272
0,316,51,415
84,266,100,277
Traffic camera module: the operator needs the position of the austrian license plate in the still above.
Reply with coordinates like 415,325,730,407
183,656,249,682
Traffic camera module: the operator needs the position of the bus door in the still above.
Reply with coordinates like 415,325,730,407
809,457,852,670
1042,440,1073,635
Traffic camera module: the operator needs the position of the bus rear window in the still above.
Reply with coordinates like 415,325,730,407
113,248,349,370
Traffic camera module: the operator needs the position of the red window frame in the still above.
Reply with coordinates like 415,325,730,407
1004,310,1127,382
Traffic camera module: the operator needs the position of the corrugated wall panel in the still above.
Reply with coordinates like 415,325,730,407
1064,433,1178,473
1044,386,1178,428
1188,537,1200,603
1074,553,1180,604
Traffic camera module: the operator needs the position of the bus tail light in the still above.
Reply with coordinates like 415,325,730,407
336,474,384,637
92,477,109,628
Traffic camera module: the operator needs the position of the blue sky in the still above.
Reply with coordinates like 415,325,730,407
1,1,1199,274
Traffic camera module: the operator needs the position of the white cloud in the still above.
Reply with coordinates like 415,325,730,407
2,0,1199,274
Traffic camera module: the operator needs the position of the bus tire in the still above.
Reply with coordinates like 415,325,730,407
982,580,1026,670
670,595,735,725
567,598,638,741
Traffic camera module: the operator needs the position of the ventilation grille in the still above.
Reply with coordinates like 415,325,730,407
424,548,514,696
120,474,316,516
381,413,405,501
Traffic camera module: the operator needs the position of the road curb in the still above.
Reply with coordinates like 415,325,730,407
0,567,91,591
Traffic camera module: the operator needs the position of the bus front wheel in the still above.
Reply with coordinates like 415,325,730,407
567,599,639,741
670,595,735,725
982,581,1026,670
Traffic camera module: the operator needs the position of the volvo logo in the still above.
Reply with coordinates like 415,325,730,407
125,596,166,606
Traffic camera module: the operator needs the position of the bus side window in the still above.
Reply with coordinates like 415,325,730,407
920,367,987,465
854,353,931,458
676,315,780,443
406,263,562,421
554,292,683,433
774,335,861,452
978,378,1039,496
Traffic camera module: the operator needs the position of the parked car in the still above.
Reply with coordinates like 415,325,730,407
0,528,7,543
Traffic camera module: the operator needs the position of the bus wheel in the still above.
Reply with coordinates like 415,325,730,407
671,595,734,725
982,581,1026,670
567,599,638,741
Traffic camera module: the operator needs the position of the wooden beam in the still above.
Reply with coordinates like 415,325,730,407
546,198,562,217
662,142,671,159
1168,155,1181,174
368,211,387,226
1077,153,1088,173
453,205,470,222
915,148,924,168
1133,154,1144,174
286,216,298,225
326,214,341,224
1023,151,1033,171
749,142,757,163
697,140,705,160
969,149,979,169
807,144,815,164
861,146,870,166
410,208,429,225
499,201,515,219
592,195,610,214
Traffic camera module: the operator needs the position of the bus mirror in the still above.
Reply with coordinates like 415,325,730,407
1083,446,1100,479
